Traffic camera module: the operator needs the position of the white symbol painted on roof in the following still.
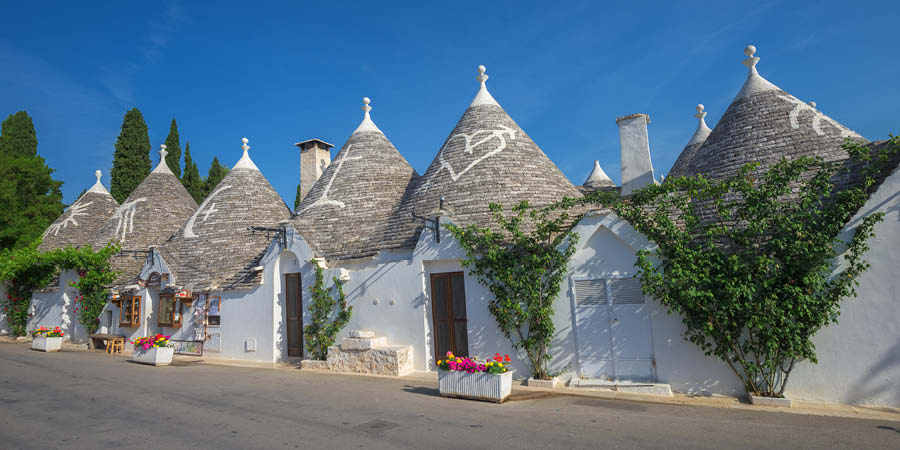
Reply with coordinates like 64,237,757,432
779,95,859,138
298,144,362,213
43,201,94,237
183,185,232,238
111,197,147,244
419,125,517,192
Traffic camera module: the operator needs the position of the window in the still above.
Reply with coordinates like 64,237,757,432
207,296,221,326
157,295,184,328
119,296,141,327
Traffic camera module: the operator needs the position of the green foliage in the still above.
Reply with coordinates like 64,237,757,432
304,262,352,360
0,111,38,157
110,108,151,203
164,118,182,178
612,137,898,397
181,142,205,204
446,199,580,379
203,157,228,200
0,111,64,250
294,184,303,212
0,242,119,339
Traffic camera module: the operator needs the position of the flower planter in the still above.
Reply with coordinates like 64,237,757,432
131,347,174,366
32,336,63,352
438,370,512,403
749,394,792,408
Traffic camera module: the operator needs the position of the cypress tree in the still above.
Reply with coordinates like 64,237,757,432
0,111,38,157
181,141,204,204
0,111,64,250
203,157,229,199
294,184,303,211
163,118,182,178
110,108,151,203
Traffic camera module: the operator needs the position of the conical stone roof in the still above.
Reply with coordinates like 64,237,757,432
668,104,713,180
93,147,198,288
160,138,291,291
395,66,581,242
39,170,118,252
689,45,866,181
293,98,418,261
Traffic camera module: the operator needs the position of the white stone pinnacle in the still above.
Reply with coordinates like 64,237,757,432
353,96,382,134
808,101,817,108
86,169,111,195
687,103,713,146
583,160,614,187
151,144,174,175
470,64,500,108
734,44,780,101
233,136,260,171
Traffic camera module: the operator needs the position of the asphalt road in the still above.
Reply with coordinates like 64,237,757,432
0,343,897,450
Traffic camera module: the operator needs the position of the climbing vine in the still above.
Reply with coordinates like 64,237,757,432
611,137,899,397
446,199,582,380
304,262,352,360
0,241,119,340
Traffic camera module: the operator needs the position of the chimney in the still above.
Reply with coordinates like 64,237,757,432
617,113,656,195
294,138,334,202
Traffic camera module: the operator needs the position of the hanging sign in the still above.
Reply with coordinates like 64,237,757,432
147,272,162,287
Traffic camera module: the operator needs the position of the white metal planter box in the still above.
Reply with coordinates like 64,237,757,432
438,370,512,403
131,347,174,366
32,337,63,352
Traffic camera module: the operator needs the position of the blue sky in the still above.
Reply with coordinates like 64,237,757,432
2,1,898,206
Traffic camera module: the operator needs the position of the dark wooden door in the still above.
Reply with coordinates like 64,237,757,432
431,272,468,360
285,273,302,357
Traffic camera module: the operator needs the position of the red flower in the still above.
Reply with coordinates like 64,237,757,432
504,354,510,362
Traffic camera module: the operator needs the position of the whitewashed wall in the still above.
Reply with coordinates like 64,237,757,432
785,165,900,408
26,270,91,343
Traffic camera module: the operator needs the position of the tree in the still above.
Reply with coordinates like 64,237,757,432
181,141,204,204
203,156,228,199
0,111,64,250
110,108,151,203
294,184,303,211
612,138,898,397
163,118,182,178
305,262,352,360
446,200,579,380
0,111,38,157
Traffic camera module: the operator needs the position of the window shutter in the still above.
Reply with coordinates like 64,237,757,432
608,278,646,304
574,279,607,306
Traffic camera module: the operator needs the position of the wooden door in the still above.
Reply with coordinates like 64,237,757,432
430,272,468,360
285,273,302,357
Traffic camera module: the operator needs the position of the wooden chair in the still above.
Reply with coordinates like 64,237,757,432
105,338,124,355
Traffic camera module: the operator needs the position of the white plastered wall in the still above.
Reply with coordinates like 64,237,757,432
26,270,90,343
785,165,900,408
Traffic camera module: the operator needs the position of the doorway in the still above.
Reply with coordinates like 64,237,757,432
573,277,655,381
285,273,302,357
430,272,468,359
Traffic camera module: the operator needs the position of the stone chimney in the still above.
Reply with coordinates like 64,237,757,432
294,138,334,202
617,113,656,196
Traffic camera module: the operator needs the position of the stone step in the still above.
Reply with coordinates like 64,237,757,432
569,379,673,396
341,336,387,350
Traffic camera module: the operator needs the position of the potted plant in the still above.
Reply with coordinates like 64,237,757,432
131,333,174,366
437,352,513,403
31,326,65,352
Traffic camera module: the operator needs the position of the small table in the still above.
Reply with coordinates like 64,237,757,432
90,334,125,354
